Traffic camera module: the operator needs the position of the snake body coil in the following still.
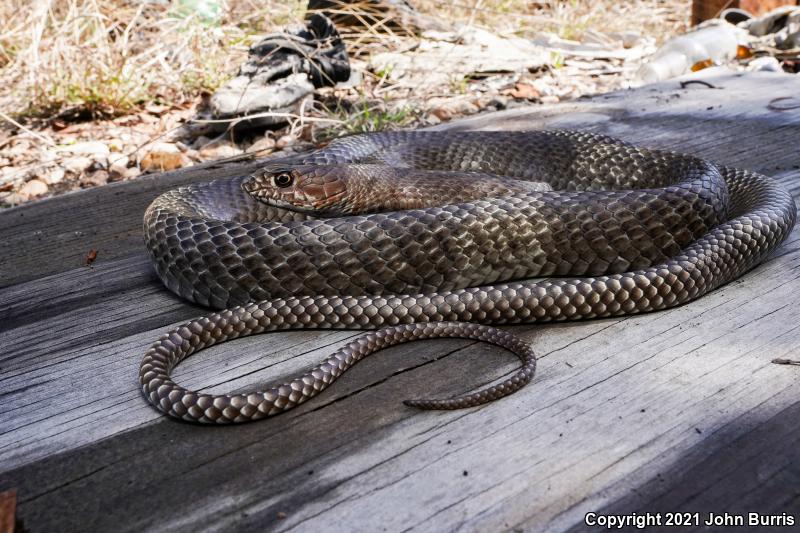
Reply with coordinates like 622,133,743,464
140,130,796,423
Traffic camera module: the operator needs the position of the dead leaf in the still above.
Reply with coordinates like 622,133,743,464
690,59,714,72
507,82,541,100
736,45,754,59
140,150,186,172
0,489,17,533
431,107,452,121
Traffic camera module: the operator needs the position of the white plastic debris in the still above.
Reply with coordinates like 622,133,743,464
747,56,782,72
636,23,745,83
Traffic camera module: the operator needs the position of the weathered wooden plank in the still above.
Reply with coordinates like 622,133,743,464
1,69,799,532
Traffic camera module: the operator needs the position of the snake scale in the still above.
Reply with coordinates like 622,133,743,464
140,130,796,423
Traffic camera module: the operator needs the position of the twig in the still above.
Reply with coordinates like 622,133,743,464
767,97,800,112
0,110,56,146
465,0,484,30
191,113,344,125
772,358,800,366
679,80,717,89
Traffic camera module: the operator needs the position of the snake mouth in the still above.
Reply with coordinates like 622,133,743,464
241,176,264,196
245,186,326,215
250,192,316,213
242,173,353,216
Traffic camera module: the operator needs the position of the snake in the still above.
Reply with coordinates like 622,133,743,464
139,130,796,424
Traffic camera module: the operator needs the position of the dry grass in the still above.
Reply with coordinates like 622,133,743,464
306,1,689,62
0,1,689,123
414,0,688,40
0,0,304,119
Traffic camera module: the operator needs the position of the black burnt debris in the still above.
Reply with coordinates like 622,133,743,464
205,14,351,130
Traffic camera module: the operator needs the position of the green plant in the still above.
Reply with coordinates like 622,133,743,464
550,51,565,69
316,96,414,141
450,76,470,95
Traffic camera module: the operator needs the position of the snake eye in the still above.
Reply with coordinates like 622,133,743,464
273,172,293,188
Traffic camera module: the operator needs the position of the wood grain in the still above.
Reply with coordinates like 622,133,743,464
1,69,799,532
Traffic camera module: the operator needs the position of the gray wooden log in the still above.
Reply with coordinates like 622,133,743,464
1,68,799,532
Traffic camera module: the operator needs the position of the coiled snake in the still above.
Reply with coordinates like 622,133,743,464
139,130,796,423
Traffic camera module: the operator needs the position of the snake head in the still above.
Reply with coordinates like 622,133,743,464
242,164,353,215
